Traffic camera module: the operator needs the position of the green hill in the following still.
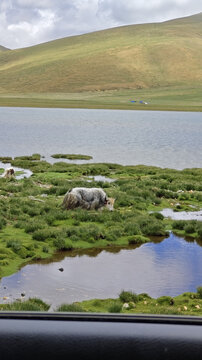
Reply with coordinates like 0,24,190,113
0,13,202,110
0,45,9,52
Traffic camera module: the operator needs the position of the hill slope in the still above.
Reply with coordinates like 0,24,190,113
0,13,202,93
0,45,9,52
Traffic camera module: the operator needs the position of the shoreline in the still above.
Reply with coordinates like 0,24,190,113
0,289,202,316
0,101,201,112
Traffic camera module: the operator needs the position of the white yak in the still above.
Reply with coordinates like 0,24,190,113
62,187,115,211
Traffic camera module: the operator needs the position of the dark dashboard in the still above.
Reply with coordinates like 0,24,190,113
0,312,201,360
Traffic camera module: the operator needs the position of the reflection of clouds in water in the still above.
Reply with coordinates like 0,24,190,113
144,234,202,296
1,233,202,306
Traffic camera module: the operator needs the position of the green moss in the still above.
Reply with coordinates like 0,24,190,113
14,154,41,161
51,154,93,160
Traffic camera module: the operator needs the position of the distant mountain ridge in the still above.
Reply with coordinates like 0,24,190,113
0,12,202,93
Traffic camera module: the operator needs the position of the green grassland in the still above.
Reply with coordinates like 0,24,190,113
0,13,202,111
0,156,202,279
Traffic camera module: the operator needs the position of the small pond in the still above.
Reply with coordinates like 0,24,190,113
0,232,202,310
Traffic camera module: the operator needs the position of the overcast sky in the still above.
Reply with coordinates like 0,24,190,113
0,0,202,49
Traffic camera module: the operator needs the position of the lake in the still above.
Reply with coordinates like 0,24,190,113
1,233,202,309
0,107,202,169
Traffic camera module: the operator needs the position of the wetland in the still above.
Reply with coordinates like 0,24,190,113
0,156,202,310
0,107,202,313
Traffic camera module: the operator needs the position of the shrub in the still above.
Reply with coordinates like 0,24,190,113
119,291,139,303
124,222,141,236
17,248,29,259
150,212,164,220
140,219,166,236
27,207,40,217
42,246,49,253
24,220,45,233
196,223,202,239
0,298,50,311
128,235,150,244
57,303,86,312
44,214,55,226
0,217,6,229
82,224,103,241
53,237,66,250
157,296,173,305
197,286,202,299
6,239,22,253
32,229,56,241
184,223,196,234
70,234,81,242
172,220,186,230
138,293,152,301
14,220,26,229
0,259,9,266
105,226,123,242
108,302,122,313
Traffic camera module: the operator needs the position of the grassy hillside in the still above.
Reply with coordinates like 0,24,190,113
0,46,9,52
0,13,202,110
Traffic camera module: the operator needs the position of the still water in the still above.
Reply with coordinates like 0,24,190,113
0,107,202,169
1,233,202,309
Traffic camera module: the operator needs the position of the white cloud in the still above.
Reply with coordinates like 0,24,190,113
0,0,202,49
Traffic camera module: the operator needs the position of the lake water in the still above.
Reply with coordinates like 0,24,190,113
0,107,202,169
1,233,202,309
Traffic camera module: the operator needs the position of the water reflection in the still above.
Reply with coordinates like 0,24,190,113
0,232,202,309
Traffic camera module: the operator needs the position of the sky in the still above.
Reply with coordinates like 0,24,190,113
0,0,202,49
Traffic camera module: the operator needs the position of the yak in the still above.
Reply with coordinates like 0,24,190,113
62,187,115,211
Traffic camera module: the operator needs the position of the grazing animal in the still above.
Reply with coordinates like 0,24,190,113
2,168,15,178
62,187,115,211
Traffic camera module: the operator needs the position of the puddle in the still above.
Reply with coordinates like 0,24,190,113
86,175,116,183
160,208,202,221
0,162,33,180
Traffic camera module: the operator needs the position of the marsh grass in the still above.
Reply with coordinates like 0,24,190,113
0,298,50,311
58,289,202,316
108,302,122,313
57,303,86,312
51,154,93,160
0,157,202,279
